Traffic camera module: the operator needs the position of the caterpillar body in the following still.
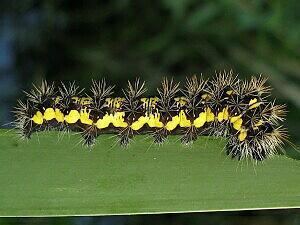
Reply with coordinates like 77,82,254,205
14,71,288,161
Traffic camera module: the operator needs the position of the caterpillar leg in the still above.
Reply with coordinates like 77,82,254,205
152,128,168,145
181,126,198,145
118,127,134,147
226,138,269,161
251,147,267,161
225,138,243,160
226,125,288,161
80,125,98,147
82,134,96,147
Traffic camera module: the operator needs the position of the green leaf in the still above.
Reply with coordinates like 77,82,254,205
0,129,299,216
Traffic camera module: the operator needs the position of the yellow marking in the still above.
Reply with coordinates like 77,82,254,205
105,98,113,107
230,115,243,131
165,115,180,131
112,112,128,127
248,98,261,109
206,108,215,122
96,111,128,129
32,111,43,124
249,98,257,105
141,97,159,112
150,97,159,108
223,107,229,120
96,113,113,129
114,97,124,108
201,94,208,99
201,94,211,101
217,111,224,122
55,109,64,122
141,98,148,103
64,110,80,124
71,97,80,104
131,110,164,131
54,96,61,104
226,90,233,95
104,97,124,109
174,97,188,107
148,113,163,128
217,107,229,122
43,108,56,121
230,115,241,123
131,116,149,131
253,120,264,130
233,118,243,131
141,98,149,109
193,111,206,128
141,98,150,110
80,97,92,105
249,102,262,109
80,109,93,125
238,129,247,141
179,110,191,127
254,120,263,127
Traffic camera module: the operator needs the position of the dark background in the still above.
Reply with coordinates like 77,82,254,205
0,0,299,224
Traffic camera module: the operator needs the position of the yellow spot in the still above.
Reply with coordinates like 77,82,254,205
179,110,191,127
253,120,264,130
232,118,243,131
248,98,262,109
150,97,159,108
217,112,224,122
80,97,92,105
80,109,93,125
217,107,229,122
226,90,233,95
201,94,211,101
71,97,80,104
254,120,263,127
165,115,180,131
140,98,149,109
148,113,163,128
206,108,215,122
96,113,113,129
114,97,124,108
112,112,128,127
174,97,188,107
140,98,148,103
230,115,241,123
230,115,243,131
104,97,124,109
193,111,206,128
201,94,208,99
131,116,149,130
64,110,80,124
105,98,113,107
141,97,159,111
43,108,56,121
249,98,257,105
223,108,229,120
249,102,262,109
238,129,247,141
55,109,64,122
53,96,61,104
32,111,43,124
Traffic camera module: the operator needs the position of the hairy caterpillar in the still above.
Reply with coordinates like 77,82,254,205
13,71,288,161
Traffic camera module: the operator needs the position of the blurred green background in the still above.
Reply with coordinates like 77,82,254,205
0,0,299,224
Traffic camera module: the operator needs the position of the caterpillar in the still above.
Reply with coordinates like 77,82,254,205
13,71,288,161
